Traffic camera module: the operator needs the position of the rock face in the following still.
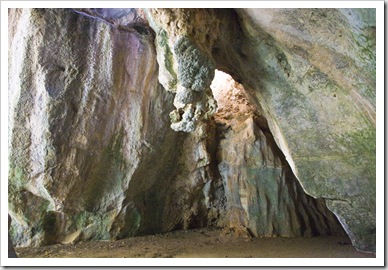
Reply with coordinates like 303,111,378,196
212,71,344,237
145,9,218,132
8,215,18,258
8,8,222,248
8,8,375,253
146,8,376,252
211,9,376,252
8,8,181,246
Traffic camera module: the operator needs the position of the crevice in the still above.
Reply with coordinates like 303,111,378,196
209,69,346,237
72,8,152,35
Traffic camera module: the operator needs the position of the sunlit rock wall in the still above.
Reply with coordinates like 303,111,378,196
148,8,376,252
211,8,376,252
8,8,227,248
212,71,344,237
8,8,376,254
8,8,182,246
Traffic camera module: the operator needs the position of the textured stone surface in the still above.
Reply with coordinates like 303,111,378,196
8,8,182,246
148,8,375,252
8,8,224,248
8,8,376,254
145,9,218,132
210,8,375,252
8,215,18,258
73,8,148,28
212,71,344,237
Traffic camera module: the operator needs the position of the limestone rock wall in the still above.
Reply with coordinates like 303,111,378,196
8,215,18,257
8,8,376,254
8,8,227,248
144,9,218,132
8,8,182,246
147,8,375,252
211,9,376,252
212,71,344,237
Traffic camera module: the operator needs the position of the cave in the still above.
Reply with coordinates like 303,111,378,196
209,69,345,238
6,7,377,262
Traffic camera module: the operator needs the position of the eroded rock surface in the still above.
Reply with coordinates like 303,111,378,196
8,8,376,253
147,8,376,253
212,71,344,237
8,8,181,246
8,8,223,248
8,215,18,258
145,9,218,132
212,8,375,252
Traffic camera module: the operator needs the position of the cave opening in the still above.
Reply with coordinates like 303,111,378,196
8,7,377,259
209,69,346,238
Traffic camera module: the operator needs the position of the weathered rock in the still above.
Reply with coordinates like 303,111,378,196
211,8,376,252
8,8,376,254
8,8,181,246
8,215,18,258
159,121,225,231
145,9,218,132
73,8,148,28
8,8,224,248
148,8,375,252
212,71,344,237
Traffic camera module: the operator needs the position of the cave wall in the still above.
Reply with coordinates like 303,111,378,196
8,8,226,247
8,8,375,253
212,71,344,237
216,8,376,252
145,8,376,252
8,8,183,246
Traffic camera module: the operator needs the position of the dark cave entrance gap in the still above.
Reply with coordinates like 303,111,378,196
209,69,346,238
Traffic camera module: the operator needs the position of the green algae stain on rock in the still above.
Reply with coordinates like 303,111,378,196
294,124,375,199
157,29,177,91
109,202,141,239
83,128,128,212
174,36,215,92
9,191,54,246
9,165,27,189
67,211,119,241
340,127,376,181
117,205,141,239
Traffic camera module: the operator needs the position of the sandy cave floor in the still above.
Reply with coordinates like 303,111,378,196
15,228,375,259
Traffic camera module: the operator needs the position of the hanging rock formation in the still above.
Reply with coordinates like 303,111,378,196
145,9,218,132
145,8,375,252
8,8,375,253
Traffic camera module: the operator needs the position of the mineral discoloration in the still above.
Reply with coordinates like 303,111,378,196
212,71,344,237
8,8,178,246
211,8,376,252
145,9,219,132
8,8,376,254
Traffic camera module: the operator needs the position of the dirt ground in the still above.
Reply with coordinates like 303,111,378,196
15,228,375,259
